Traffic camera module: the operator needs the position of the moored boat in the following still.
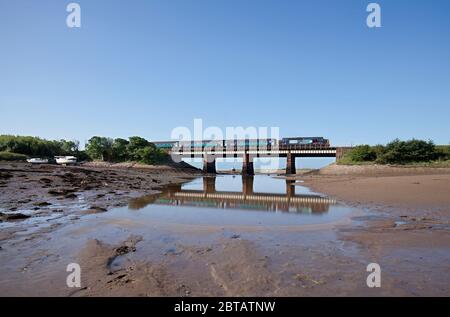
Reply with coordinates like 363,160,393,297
27,158,49,164
55,156,77,165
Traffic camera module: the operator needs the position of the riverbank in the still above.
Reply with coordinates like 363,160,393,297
0,161,201,240
295,164,450,214
288,164,450,243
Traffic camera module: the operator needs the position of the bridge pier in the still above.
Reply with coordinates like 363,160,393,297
167,183,182,193
203,156,216,173
242,176,254,196
286,180,296,197
242,153,254,176
203,177,216,193
286,153,296,175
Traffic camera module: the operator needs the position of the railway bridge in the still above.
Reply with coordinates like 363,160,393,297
158,140,351,175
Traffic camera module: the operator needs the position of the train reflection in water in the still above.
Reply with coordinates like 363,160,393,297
129,176,336,214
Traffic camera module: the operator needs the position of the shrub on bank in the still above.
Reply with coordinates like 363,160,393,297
435,145,450,160
346,145,376,162
377,139,440,164
340,139,447,165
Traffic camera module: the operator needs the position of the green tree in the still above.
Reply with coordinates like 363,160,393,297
112,138,129,161
127,136,150,161
136,146,167,164
85,136,113,161
60,140,80,155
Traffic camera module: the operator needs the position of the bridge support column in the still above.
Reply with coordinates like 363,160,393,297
203,156,216,174
286,153,296,175
286,180,295,197
242,153,254,176
168,183,182,192
242,176,254,196
203,177,216,193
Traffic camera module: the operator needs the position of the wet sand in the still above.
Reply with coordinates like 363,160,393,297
296,165,450,296
0,163,449,296
297,164,450,217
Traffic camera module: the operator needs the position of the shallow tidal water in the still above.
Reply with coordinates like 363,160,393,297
118,175,351,227
0,175,362,296
44,175,357,253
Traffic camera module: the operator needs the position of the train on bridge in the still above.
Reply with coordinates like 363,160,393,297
153,137,330,150
152,137,345,176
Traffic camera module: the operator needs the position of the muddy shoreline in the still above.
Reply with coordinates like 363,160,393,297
0,162,201,242
0,163,449,296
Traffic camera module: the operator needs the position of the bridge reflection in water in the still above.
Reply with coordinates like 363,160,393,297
129,176,337,214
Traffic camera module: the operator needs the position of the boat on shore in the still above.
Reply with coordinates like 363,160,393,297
27,158,49,164
55,156,77,165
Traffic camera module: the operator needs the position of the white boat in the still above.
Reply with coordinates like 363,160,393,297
55,156,77,165
27,158,49,164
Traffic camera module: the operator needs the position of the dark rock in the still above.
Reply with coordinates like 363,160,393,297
33,201,52,207
1,213,31,221
90,206,107,212
115,245,136,256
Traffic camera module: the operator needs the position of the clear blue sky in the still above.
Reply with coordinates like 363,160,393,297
1,0,450,147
